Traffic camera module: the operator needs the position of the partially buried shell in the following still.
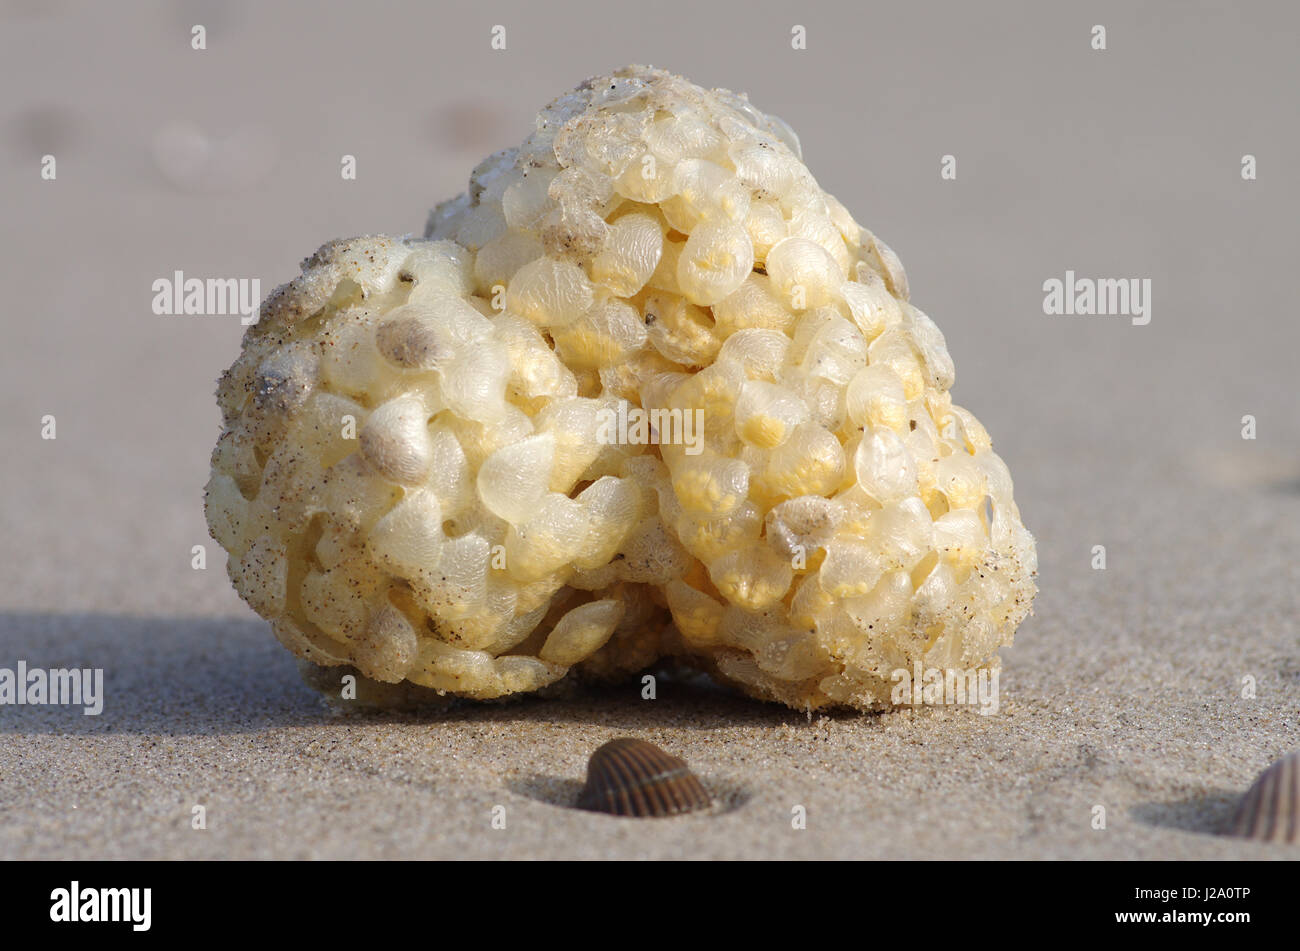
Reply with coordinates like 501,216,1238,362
576,738,712,818
1227,751,1299,844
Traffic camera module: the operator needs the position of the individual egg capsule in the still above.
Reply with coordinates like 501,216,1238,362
439,336,512,423
730,139,799,200
374,298,493,371
400,242,475,307
763,110,802,158
494,314,577,407
671,499,762,562
934,452,989,510
841,570,914,642
645,235,686,295
733,380,809,448
765,236,844,311
299,560,379,643
409,637,498,693
753,423,845,506
473,229,546,297
467,147,518,204
367,488,444,579
676,219,754,307
661,159,750,232
424,421,474,518
425,192,470,240
504,492,593,582
764,495,844,563
745,200,788,261
867,329,927,401
548,163,617,213
707,545,794,612
534,397,609,492
669,451,751,517
230,534,289,617
717,603,800,653
454,201,508,252
591,212,664,296
910,557,959,629
319,453,401,536
442,404,534,470
294,391,368,469
787,205,852,276
597,347,683,405
614,145,677,203
614,516,693,584
643,292,721,368
932,508,987,575
539,598,625,666
871,497,934,572
755,630,828,681
248,343,318,430
352,599,421,683
840,273,903,342
713,274,796,337
823,194,862,249
846,364,908,432
320,310,391,399
501,167,560,231
645,113,725,164
504,255,595,328
476,432,556,524
482,599,549,655
411,531,492,625
715,328,792,382
818,536,886,599
796,312,867,385
853,428,919,504
203,471,248,557
540,202,611,261
903,303,956,391
664,579,727,647
573,476,643,569
359,395,435,485
551,298,648,369
861,230,909,300
975,448,1016,503
945,405,993,453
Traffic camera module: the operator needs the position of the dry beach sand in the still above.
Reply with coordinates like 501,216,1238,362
1,1,1297,859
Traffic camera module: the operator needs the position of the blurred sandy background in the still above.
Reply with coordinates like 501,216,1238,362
0,0,1296,858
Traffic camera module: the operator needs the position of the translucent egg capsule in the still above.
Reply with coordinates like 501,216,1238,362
359,396,434,485
853,429,919,504
670,451,750,517
765,237,844,311
733,380,809,448
591,211,664,296
476,432,556,524
539,599,625,666
662,159,750,231
708,546,794,612
715,328,793,382
551,298,647,369
676,219,754,306
846,364,908,432
504,255,595,328
643,291,721,367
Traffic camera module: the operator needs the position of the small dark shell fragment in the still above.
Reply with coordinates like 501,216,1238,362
1228,751,1299,844
577,738,712,818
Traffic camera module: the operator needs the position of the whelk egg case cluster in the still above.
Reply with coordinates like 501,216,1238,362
205,65,1037,711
